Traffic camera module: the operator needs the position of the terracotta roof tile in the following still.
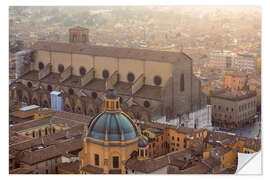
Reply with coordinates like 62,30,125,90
126,155,168,173
58,161,80,174
81,164,104,174
31,41,191,64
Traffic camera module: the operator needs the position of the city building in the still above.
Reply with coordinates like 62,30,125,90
224,72,248,90
10,26,207,123
9,101,261,174
233,53,257,73
209,50,234,70
211,90,257,129
152,105,212,129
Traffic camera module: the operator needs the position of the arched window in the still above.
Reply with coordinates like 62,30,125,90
27,81,32,88
180,74,185,92
79,66,86,76
91,92,97,99
154,76,162,86
119,97,123,103
112,156,119,168
144,101,150,108
95,154,99,166
127,72,135,83
58,64,64,73
102,69,109,79
47,85,52,92
68,88,74,95
140,150,144,157
38,62,44,70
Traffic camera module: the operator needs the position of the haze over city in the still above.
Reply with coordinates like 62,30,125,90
9,6,261,175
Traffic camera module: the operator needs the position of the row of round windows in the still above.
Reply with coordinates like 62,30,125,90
27,81,152,108
38,62,163,86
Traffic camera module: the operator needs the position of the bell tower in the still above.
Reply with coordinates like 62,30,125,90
69,26,89,43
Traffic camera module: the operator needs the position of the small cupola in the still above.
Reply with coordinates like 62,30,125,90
138,137,148,160
104,86,121,112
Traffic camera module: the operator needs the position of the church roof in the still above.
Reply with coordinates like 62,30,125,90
31,41,191,64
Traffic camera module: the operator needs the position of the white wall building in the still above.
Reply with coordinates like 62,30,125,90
153,105,212,129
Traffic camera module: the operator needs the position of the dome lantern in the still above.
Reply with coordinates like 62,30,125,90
104,86,121,112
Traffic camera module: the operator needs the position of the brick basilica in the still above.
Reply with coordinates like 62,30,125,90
10,26,207,121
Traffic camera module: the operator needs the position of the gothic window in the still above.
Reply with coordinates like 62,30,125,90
144,100,150,108
58,64,64,73
180,74,185,92
27,81,32,88
38,62,44,70
102,69,109,79
47,85,52,92
92,92,97,99
127,72,135,82
79,66,86,76
112,156,119,168
95,154,99,166
154,76,162,86
119,97,123,103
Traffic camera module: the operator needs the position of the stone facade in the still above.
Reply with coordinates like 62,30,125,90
211,91,257,129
